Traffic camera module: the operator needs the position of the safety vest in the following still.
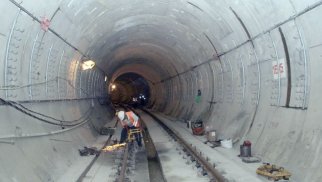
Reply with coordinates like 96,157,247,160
125,111,140,128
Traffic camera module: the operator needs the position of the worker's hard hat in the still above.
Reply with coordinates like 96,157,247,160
117,111,125,121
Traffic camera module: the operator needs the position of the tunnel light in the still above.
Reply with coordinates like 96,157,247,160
105,76,107,82
82,60,95,70
111,84,116,90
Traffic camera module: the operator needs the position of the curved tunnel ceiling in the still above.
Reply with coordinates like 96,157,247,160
88,1,227,80
1,0,322,181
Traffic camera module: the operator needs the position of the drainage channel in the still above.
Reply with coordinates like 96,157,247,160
125,107,166,182
140,118,166,182
111,121,163,182
142,109,227,182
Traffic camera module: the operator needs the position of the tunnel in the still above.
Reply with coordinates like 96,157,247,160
110,72,150,106
0,0,321,181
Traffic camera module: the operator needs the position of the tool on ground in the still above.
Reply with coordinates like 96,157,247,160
78,147,99,156
102,143,126,152
102,128,142,152
256,163,291,181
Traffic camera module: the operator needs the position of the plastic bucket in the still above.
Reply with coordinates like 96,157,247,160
221,139,233,148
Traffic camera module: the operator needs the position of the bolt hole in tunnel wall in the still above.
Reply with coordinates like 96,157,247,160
0,0,322,181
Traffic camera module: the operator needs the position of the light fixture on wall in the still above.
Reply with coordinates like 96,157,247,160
82,60,95,70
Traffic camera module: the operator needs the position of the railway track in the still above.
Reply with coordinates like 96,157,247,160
75,106,148,182
76,107,226,182
142,109,226,182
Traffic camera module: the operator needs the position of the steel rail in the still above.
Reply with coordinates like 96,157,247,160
118,143,129,182
76,119,119,182
142,109,226,182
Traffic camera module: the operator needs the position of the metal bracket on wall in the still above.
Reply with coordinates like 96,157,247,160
229,7,254,48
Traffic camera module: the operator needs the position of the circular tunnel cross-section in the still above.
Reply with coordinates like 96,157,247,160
0,0,322,181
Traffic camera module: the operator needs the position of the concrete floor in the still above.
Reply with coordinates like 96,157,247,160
55,111,294,182
142,111,275,182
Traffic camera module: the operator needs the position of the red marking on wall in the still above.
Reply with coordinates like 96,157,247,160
272,59,286,79
40,17,50,32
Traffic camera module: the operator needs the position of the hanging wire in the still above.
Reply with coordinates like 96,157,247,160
9,100,93,123
0,76,90,96
0,97,93,127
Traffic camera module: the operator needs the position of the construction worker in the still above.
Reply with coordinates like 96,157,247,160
117,110,142,147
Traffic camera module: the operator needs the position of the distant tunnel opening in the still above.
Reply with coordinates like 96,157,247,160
109,72,150,107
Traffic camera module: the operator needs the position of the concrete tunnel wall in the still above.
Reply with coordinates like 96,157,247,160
0,0,322,181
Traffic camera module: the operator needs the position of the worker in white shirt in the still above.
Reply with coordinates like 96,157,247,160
117,110,142,147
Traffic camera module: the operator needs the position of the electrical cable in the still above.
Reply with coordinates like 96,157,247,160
0,73,103,126
0,78,58,90
0,97,93,126
57,76,90,96
0,118,90,140
9,100,92,123
0,76,91,96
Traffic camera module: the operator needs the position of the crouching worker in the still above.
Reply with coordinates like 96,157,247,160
117,110,142,147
